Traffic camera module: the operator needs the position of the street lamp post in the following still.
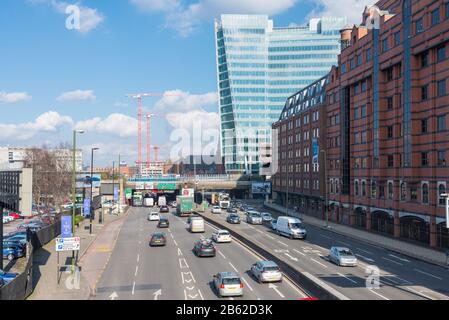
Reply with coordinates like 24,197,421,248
89,147,99,234
72,129,84,273
321,149,329,229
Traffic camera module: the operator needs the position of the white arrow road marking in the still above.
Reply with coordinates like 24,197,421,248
181,272,193,284
153,289,162,300
388,254,410,263
337,273,357,284
285,253,298,262
269,283,285,298
178,248,183,256
188,293,199,299
179,258,190,269
310,258,327,268
413,269,443,280
355,254,375,263
109,292,118,300
241,277,254,292
186,286,195,291
293,249,306,256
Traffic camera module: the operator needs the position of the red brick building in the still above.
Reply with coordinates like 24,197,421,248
274,0,449,249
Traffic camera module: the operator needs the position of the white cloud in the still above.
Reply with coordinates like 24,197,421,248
0,111,73,141
114,101,129,108
166,110,219,131
0,91,32,104
29,0,104,34
130,0,297,36
154,90,218,113
56,89,96,102
308,0,372,24
75,113,137,137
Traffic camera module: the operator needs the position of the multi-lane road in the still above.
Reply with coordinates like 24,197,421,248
204,201,449,300
92,206,308,300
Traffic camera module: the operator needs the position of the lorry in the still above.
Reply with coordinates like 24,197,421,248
176,196,193,217
219,193,230,209
132,192,143,207
158,196,167,207
144,197,154,207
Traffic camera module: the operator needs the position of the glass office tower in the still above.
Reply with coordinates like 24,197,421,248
215,14,347,174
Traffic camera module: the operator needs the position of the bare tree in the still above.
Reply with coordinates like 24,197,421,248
23,146,72,210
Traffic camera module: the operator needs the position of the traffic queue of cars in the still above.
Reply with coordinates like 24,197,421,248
145,203,286,298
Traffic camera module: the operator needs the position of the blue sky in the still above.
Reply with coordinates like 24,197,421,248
0,0,368,166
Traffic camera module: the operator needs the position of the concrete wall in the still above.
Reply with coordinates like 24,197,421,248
19,168,33,216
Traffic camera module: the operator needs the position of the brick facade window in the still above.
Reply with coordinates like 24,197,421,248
422,183,429,204
388,181,394,199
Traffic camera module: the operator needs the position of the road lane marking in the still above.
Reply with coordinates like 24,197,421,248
265,234,275,240
170,233,174,239
388,254,411,263
355,254,375,263
413,269,443,280
241,277,254,292
135,266,139,277
178,248,183,256
218,251,226,259
278,241,289,247
319,234,332,240
293,249,306,256
338,241,351,247
173,239,178,246
179,258,190,269
269,283,285,298
132,282,135,295
337,273,357,284
405,286,437,300
310,258,327,268
137,254,140,262
198,289,204,300
184,289,187,300
285,253,298,262
256,230,264,234
356,247,374,255
382,257,403,266
229,262,239,272
368,289,389,300
393,276,412,285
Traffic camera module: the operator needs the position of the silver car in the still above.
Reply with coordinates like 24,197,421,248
213,272,243,297
246,211,263,225
329,247,358,267
251,261,283,283
261,212,273,222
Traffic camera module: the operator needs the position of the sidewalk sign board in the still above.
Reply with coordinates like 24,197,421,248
55,237,81,252
61,216,72,238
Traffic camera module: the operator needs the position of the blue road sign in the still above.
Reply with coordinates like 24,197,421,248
61,216,72,238
84,199,91,217
312,138,319,164
114,187,119,202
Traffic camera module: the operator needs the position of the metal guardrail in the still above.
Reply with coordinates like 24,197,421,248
195,211,344,300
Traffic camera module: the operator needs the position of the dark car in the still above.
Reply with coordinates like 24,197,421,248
157,218,170,228
3,239,26,251
159,205,170,213
0,269,18,284
226,214,241,224
3,244,25,261
227,207,237,213
193,239,216,257
149,233,167,247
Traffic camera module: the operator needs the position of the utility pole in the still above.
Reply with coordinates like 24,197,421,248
72,129,84,273
89,148,99,234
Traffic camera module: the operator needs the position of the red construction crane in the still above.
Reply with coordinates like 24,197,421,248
126,92,181,168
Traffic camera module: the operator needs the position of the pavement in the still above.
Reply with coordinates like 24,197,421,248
27,208,128,300
92,206,308,300
201,201,449,300
264,202,449,267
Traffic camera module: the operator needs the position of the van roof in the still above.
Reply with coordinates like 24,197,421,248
278,216,301,222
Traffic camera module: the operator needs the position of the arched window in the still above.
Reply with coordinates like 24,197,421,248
438,184,446,205
401,182,407,201
371,181,377,198
335,179,339,194
355,180,359,196
388,181,394,199
422,183,429,204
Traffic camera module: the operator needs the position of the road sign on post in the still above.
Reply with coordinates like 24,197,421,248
83,198,91,218
61,216,73,238
55,237,81,252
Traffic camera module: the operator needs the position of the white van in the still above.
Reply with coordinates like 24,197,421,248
276,216,307,239
189,217,205,233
